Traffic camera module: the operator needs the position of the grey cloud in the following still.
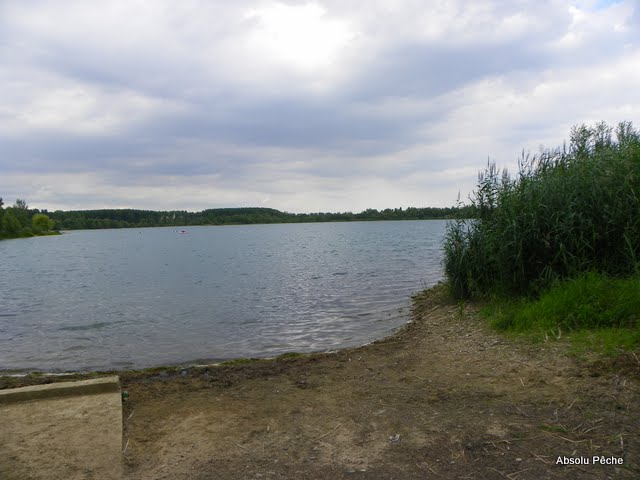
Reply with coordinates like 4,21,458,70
1,0,639,212
342,42,542,102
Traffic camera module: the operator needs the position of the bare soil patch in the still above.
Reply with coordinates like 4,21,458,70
0,391,122,480
119,287,639,479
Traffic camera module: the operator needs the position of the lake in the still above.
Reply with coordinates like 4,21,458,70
0,220,446,372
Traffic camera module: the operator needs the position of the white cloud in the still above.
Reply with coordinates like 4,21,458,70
244,3,356,72
2,79,183,135
554,1,636,49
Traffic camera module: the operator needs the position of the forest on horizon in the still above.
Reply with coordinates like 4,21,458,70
0,203,472,236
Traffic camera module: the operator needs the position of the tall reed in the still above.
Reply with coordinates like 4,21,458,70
444,121,640,299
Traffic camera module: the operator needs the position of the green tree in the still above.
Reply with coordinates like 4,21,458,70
2,210,21,234
32,213,54,232
12,198,29,228
14,198,28,210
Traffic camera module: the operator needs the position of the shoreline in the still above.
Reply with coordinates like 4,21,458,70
0,230,61,241
0,323,413,382
2,285,638,479
0,291,420,388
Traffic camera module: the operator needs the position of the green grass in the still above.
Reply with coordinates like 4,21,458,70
483,272,640,354
568,328,640,356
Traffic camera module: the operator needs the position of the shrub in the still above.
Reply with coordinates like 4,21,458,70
32,213,55,232
1,210,22,234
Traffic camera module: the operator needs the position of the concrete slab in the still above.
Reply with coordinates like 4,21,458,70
0,376,121,404
0,378,123,480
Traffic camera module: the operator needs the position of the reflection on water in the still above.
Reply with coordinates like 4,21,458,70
0,220,446,372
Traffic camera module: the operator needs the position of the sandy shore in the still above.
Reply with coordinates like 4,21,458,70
2,286,639,479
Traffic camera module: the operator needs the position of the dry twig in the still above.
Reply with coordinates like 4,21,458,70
532,452,552,464
316,423,342,441
581,425,602,434
544,432,588,444
227,438,249,451
482,435,544,445
507,468,530,480
510,403,530,417
487,466,508,478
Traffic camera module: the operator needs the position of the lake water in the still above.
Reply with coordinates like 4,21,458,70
0,220,446,372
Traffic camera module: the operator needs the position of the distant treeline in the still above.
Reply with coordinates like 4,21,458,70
0,198,57,240
47,206,472,230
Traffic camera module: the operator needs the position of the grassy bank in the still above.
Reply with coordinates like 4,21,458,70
482,271,640,354
443,121,640,353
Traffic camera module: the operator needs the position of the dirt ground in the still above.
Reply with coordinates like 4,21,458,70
115,286,639,479
2,286,639,479
0,391,122,480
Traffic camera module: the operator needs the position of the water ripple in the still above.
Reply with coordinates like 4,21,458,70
0,221,446,372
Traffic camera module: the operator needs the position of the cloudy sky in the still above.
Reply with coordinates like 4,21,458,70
1,0,638,213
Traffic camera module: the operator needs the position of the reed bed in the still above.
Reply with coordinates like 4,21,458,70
444,121,640,300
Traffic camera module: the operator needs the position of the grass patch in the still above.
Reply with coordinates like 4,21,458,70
483,272,640,354
568,328,640,356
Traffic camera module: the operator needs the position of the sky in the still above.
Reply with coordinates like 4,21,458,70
1,0,639,213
